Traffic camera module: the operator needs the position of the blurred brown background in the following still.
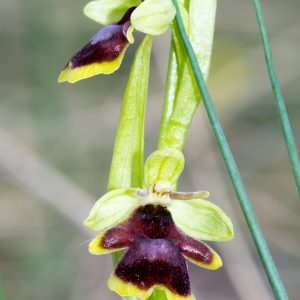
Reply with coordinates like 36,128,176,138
0,0,299,299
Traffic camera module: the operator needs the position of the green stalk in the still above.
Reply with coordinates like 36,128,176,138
171,0,289,299
146,290,167,300
252,0,300,197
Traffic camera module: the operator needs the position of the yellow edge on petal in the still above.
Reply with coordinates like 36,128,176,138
89,232,127,255
164,288,196,300
108,274,196,300
58,46,128,83
185,248,222,270
108,274,153,300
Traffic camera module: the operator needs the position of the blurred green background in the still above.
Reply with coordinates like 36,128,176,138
0,0,299,299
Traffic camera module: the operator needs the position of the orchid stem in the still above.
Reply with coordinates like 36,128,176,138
252,0,300,197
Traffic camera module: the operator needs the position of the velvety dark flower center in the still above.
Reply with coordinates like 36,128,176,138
115,236,191,295
130,205,174,238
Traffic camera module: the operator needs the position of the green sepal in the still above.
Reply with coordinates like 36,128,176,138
143,149,184,189
131,0,175,35
83,188,140,231
169,198,234,241
84,0,140,25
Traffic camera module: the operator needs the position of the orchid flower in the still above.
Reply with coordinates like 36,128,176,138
58,0,175,83
84,149,234,300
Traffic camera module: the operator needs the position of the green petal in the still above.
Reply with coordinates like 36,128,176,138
131,0,175,35
84,0,140,25
169,199,234,241
83,188,140,231
143,149,184,189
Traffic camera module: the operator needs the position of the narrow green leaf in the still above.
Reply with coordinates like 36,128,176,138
157,36,178,150
188,0,216,80
171,0,289,299
108,35,153,191
158,0,216,151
